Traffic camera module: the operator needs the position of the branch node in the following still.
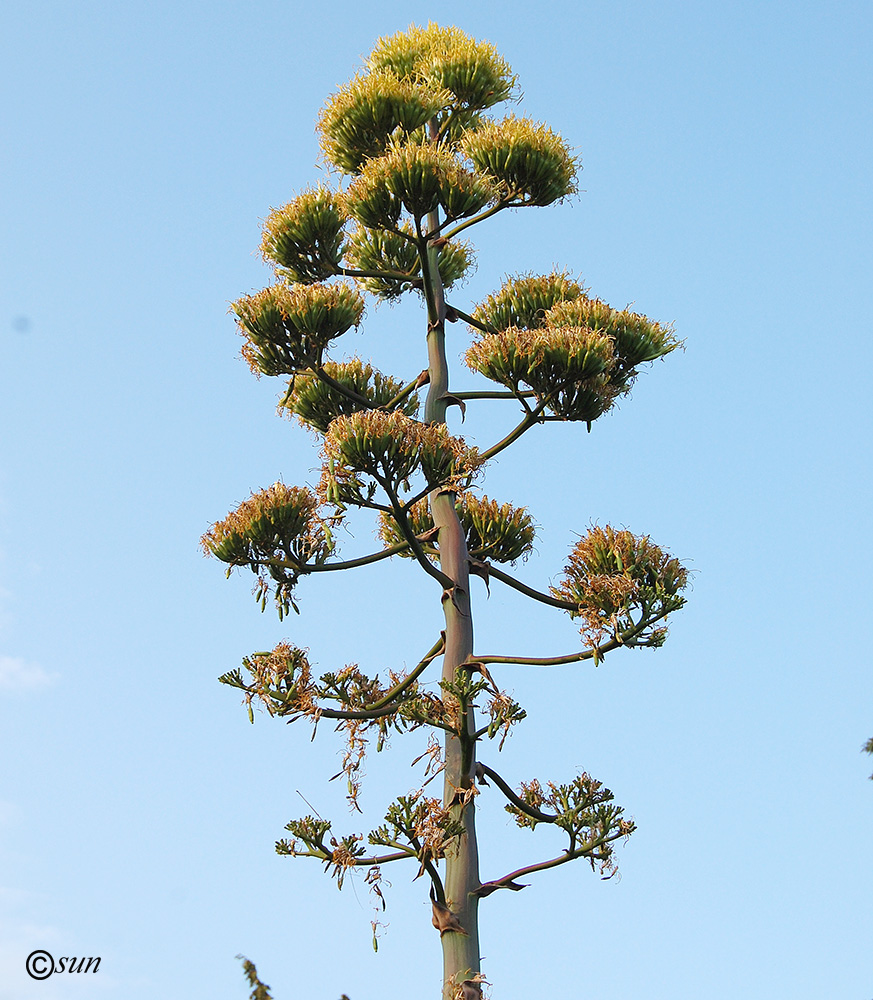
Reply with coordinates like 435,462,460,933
441,585,469,616
441,394,467,422
468,558,491,596
475,879,529,898
430,886,467,936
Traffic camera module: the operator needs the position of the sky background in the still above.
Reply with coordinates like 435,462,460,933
1,1,871,998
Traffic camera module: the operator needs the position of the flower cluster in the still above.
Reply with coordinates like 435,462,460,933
552,525,687,645
344,140,495,227
472,271,584,332
507,772,634,875
318,70,452,174
321,410,481,506
378,492,535,564
368,23,516,113
233,282,364,376
220,641,436,807
201,484,332,615
260,187,348,283
545,297,679,387
467,272,679,422
201,484,328,570
346,224,473,300
461,116,578,206
281,359,419,434
369,793,465,865
467,325,617,422
218,641,316,719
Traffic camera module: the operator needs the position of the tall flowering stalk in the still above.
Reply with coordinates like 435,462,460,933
204,23,687,1000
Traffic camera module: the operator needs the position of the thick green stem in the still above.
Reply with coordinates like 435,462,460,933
423,176,482,998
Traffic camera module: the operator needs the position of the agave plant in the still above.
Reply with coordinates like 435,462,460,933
204,22,687,1000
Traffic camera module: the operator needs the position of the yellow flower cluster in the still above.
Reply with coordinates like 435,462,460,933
322,410,480,502
281,359,419,434
467,273,679,421
378,492,535,564
462,116,579,206
232,282,364,376
552,525,687,641
259,187,347,283
201,483,328,570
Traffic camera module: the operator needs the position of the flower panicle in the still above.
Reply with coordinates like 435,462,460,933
321,410,481,506
201,483,334,618
378,492,535,564
461,115,579,206
260,187,348,283
552,525,688,647
368,23,517,112
232,282,364,377
281,359,420,434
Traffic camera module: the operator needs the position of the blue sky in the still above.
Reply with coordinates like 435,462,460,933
1,1,871,998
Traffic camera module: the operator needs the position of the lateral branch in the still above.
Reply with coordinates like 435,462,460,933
314,635,446,721
474,829,624,898
466,609,673,668
475,762,558,825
